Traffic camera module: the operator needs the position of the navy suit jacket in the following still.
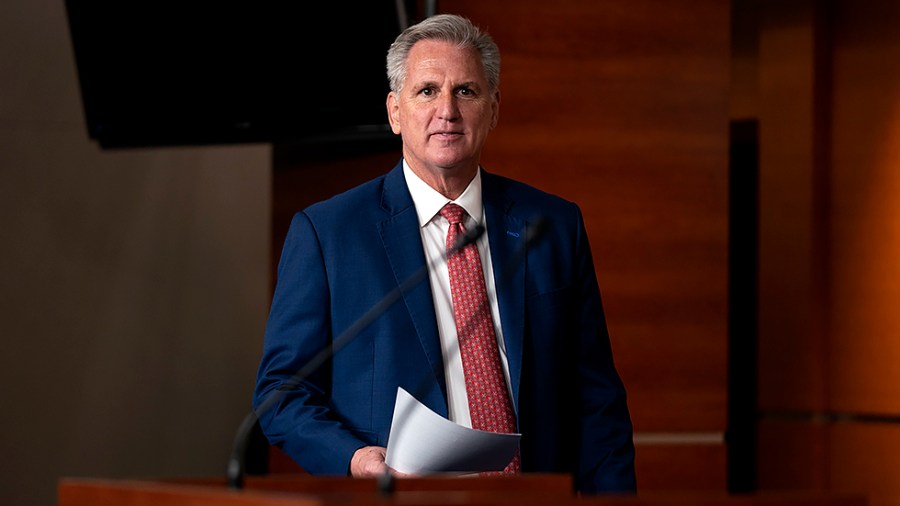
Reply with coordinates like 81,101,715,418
254,162,636,493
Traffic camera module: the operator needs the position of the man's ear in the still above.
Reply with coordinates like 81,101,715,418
490,90,501,130
386,92,402,134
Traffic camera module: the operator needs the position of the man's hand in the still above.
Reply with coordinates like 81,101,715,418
350,446,390,478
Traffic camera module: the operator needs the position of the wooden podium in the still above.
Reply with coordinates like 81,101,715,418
58,473,868,506
59,473,575,506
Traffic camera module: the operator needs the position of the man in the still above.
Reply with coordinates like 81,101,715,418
254,13,636,493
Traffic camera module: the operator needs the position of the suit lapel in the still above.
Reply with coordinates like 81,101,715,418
377,164,449,414
377,166,528,418
482,172,526,415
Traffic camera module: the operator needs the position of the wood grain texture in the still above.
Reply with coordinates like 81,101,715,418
634,442,728,490
752,2,900,505
438,0,730,432
827,0,900,416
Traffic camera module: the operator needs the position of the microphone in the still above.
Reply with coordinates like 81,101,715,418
226,220,486,489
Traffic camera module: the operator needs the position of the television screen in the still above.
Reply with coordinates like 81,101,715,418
65,2,416,149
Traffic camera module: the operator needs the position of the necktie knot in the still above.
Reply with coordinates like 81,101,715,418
440,203,466,225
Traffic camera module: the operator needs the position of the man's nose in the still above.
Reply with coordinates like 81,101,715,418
436,92,460,120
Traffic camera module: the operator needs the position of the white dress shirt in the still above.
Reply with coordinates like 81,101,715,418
402,160,513,427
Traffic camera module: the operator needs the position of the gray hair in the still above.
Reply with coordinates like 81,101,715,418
386,14,501,94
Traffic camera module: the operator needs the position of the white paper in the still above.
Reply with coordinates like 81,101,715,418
384,387,521,474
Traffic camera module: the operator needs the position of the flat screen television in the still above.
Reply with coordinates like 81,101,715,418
64,2,418,149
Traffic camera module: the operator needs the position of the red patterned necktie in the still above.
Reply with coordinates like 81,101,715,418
440,203,520,474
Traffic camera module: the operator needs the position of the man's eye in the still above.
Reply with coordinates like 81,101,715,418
457,88,474,97
420,88,434,96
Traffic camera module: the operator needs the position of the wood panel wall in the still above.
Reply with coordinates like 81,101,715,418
271,0,731,490
749,1,900,505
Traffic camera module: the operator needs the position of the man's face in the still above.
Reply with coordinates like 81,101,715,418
387,39,499,178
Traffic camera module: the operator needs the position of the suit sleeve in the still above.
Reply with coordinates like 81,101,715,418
571,205,637,493
253,211,367,475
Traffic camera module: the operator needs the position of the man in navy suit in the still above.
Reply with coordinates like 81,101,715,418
253,13,636,494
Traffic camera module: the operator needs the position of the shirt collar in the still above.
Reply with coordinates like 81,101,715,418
402,159,484,227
